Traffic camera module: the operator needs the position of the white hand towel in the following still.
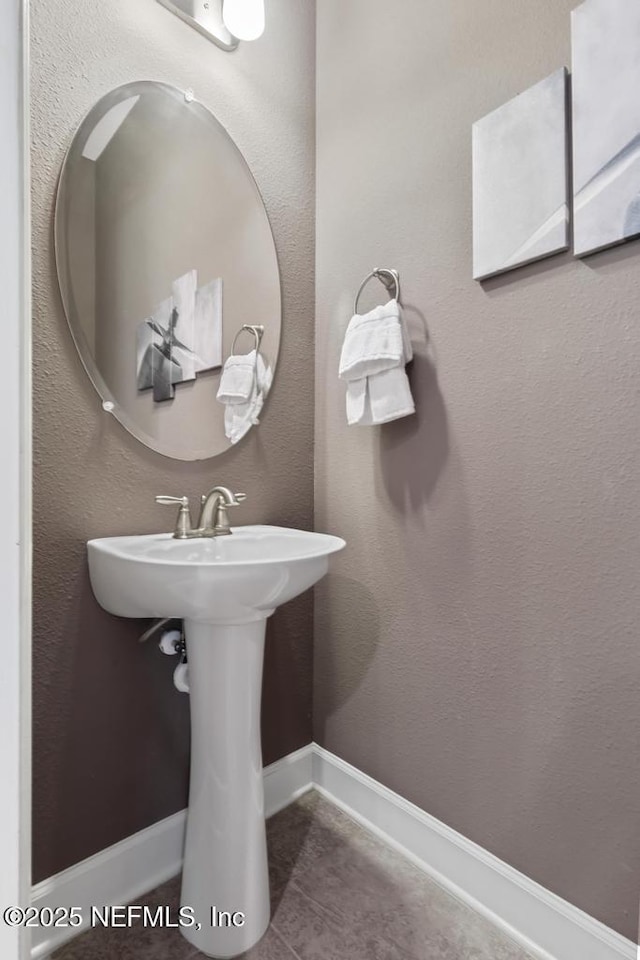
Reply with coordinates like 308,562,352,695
217,353,256,403
339,300,412,380
217,350,273,444
339,299,414,426
346,368,415,426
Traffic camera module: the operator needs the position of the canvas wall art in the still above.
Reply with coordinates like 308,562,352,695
136,296,179,403
171,269,198,384
472,68,569,280
194,277,223,373
572,0,640,257
136,270,223,403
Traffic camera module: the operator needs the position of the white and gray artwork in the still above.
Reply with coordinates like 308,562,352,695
171,269,198,384
194,278,223,373
136,296,178,403
472,68,569,280
572,0,640,257
136,270,223,403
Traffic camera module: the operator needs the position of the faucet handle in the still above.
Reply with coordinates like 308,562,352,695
155,495,193,539
214,492,246,536
199,491,246,506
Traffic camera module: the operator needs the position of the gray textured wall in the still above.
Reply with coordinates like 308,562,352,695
315,0,640,941
31,0,315,882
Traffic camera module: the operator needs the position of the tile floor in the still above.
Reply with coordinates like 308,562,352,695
52,791,536,960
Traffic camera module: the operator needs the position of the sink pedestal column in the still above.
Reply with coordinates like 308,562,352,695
180,619,270,959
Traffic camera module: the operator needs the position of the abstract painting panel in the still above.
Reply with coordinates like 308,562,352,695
171,269,198,384
572,0,640,257
135,319,155,393
136,296,176,403
473,68,569,280
194,277,223,373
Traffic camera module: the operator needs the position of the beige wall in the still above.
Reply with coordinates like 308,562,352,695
315,0,640,941
31,0,315,882
32,0,640,936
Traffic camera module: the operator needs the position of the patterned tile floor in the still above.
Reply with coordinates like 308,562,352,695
52,791,536,959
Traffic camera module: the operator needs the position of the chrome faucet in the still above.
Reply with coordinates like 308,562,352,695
198,486,246,537
156,486,246,539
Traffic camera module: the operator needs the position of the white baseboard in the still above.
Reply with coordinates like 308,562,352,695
30,809,187,959
30,745,313,959
312,745,637,960
31,742,637,960
263,743,314,816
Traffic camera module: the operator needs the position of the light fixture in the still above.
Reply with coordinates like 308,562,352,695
222,0,265,42
156,0,264,51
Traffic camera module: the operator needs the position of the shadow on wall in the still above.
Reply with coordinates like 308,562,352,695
379,304,450,515
314,575,381,722
480,231,640,299
33,565,191,882
480,248,573,296
262,594,314,766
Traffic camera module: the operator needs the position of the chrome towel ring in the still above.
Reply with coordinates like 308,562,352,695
231,323,265,355
353,268,401,315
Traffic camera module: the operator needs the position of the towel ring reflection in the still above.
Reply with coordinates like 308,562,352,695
231,324,265,355
353,268,401,315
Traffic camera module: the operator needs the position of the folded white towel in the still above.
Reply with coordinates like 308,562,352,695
346,368,415,426
217,350,272,444
217,353,257,403
339,300,413,380
339,299,415,426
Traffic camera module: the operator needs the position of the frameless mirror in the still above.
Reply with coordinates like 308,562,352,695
55,81,281,460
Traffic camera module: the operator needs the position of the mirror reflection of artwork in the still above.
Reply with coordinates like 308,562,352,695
136,270,223,403
194,278,224,373
55,81,282,460
170,269,198,385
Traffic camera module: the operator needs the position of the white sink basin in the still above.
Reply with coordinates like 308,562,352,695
88,525,345,624
87,524,345,959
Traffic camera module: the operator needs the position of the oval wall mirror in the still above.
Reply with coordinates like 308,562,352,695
55,81,281,460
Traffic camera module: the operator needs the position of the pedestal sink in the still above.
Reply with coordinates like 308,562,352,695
87,525,345,958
